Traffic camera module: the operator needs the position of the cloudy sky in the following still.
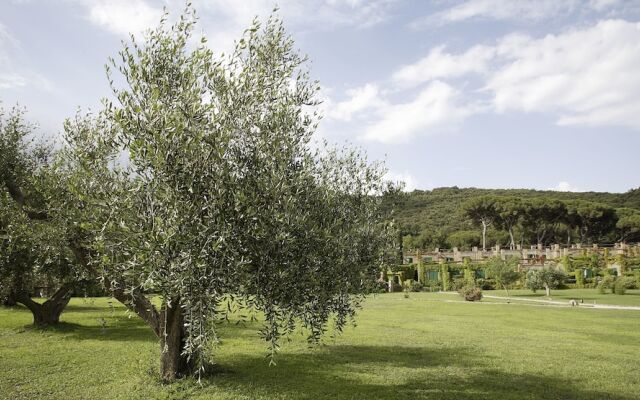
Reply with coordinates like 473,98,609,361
1,0,640,193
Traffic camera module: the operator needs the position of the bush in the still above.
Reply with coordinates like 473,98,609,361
614,281,626,295
423,280,441,292
376,280,389,293
476,278,496,290
451,277,467,291
619,276,638,289
599,275,615,294
613,277,637,295
459,285,483,301
403,280,423,292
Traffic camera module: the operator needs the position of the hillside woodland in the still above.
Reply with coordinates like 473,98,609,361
386,187,640,250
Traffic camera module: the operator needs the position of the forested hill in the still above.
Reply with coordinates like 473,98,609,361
390,186,640,240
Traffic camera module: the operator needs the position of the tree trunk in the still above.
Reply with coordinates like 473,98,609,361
159,300,195,381
13,283,74,327
110,288,196,381
481,220,487,251
508,228,515,250
545,285,551,297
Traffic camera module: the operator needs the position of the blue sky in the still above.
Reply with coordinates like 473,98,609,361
1,0,640,193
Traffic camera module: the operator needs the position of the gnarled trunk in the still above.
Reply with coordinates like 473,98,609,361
159,300,195,381
13,283,74,327
111,288,194,381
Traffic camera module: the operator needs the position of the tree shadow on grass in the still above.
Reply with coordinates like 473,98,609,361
25,317,157,343
191,345,634,400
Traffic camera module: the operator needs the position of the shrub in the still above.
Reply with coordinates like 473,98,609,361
619,276,638,289
452,277,467,291
574,269,585,288
377,280,389,293
614,277,636,295
459,285,483,301
599,275,615,294
614,280,626,295
476,278,496,290
423,280,441,292
403,280,423,292
525,269,543,293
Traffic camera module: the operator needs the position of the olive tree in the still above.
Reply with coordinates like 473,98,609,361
68,10,395,380
485,256,520,297
0,106,83,326
526,268,566,297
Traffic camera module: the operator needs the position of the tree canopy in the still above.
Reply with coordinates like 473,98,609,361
60,9,395,380
396,188,636,250
0,105,84,325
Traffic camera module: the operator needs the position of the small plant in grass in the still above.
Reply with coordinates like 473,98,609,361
613,277,637,295
408,280,423,292
452,277,466,291
599,275,615,294
459,285,483,301
575,269,585,288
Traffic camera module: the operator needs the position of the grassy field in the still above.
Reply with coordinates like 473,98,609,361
486,288,640,306
1,291,640,400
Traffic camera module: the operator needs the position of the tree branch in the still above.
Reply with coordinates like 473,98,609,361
110,286,162,337
4,180,48,220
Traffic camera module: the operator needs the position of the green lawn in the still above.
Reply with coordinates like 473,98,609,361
486,288,640,306
1,292,640,400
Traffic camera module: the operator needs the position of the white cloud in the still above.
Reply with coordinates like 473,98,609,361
392,45,495,87
0,22,53,91
0,72,27,89
589,0,622,12
384,170,418,191
393,19,640,131
324,80,474,143
196,0,394,30
361,81,474,143
548,181,581,192
82,0,162,37
328,83,387,121
440,0,577,22
412,0,629,27
192,0,395,54
488,19,640,129
410,0,576,28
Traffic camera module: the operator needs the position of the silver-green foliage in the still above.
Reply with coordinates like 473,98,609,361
526,268,566,296
0,106,76,299
66,8,395,374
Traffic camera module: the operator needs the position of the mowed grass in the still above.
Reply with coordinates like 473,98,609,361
486,288,640,306
1,292,640,400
